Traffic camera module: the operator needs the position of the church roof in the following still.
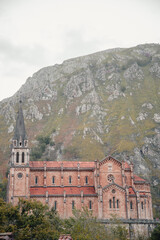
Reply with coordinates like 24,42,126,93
30,186,96,196
29,161,95,169
134,174,146,182
13,102,27,144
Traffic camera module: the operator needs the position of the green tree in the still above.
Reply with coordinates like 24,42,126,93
150,224,160,240
64,207,108,240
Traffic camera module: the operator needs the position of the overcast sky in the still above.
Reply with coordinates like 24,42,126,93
0,0,159,101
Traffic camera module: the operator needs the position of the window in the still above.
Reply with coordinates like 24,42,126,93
72,201,75,209
108,164,112,171
22,152,25,163
117,199,119,208
109,199,112,208
85,176,88,184
107,174,114,183
52,176,55,184
35,176,38,185
17,173,23,179
89,201,92,210
141,202,144,210
54,201,57,210
19,142,22,146
69,176,72,184
113,197,115,208
130,201,133,210
16,152,19,163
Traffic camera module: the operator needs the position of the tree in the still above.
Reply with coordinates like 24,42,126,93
0,198,62,240
150,224,160,240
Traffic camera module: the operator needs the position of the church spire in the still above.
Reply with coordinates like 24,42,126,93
13,100,28,148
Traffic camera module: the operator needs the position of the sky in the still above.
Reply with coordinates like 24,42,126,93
0,0,160,101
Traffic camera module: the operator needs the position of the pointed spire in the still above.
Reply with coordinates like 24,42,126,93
13,100,27,147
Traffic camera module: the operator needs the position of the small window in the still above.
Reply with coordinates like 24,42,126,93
89,201,92,210
109,199,112,208
117,199,119,208
72,200,75,210
22,152,25,163
16,152,19,163
141,202,143,210
14,140,17,147
17,173,23,179
69,176,72,184
52,176,55,184
108,164,112,171
85,176,88,184
19,142,22,146
24,140,27,147
113,197,115,208
35,176,38,185
54,201,57,210
130,201,133,210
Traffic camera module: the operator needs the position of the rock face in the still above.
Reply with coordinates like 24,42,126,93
0,43,160,214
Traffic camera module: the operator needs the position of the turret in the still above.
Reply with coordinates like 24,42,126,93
8,101,30,204
11,101,29,166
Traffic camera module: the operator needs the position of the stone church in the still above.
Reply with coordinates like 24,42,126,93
7,104,153,219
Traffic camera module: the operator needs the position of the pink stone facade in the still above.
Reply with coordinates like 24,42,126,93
8,155,153,220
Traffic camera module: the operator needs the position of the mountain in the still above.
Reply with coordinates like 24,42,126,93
0,43,160,215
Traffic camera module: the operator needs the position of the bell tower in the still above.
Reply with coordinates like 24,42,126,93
8,101,30,205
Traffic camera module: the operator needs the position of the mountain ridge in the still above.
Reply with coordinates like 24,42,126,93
0,43,160,215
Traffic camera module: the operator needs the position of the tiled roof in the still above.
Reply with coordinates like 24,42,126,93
134,175,146,182
29,161,95,169
139,192,146,196
124,162,130,169
128,187,135,195
30,186,96,195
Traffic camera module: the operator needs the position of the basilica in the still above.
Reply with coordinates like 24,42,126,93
7,104,153,219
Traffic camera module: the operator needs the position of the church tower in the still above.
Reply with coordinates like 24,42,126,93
8,101,30,205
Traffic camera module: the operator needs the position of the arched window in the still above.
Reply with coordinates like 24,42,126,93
72,200,75,209
52,176,55,184
89,201,92,210
130,201,133,210
35,176,38,185
54,201,57,210
22,152,25,163
16,152,19,163
117,199,119,208
85,176,88,184
113,197,115,208
109,199,112,208
141,202,143,210
69,176,72,184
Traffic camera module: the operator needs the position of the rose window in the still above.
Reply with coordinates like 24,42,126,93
17,173,23,179
107,174,114,183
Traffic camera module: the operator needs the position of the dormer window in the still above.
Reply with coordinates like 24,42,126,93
19,142,22,147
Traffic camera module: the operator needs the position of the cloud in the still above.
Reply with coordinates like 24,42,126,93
0,38,46,66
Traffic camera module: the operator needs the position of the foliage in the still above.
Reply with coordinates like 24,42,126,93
30,135,54,161
64,208,128,240
150,224,160,240
0,198,62,240
0,178,7,201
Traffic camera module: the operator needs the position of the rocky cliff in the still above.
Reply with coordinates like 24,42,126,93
0,43,160,215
